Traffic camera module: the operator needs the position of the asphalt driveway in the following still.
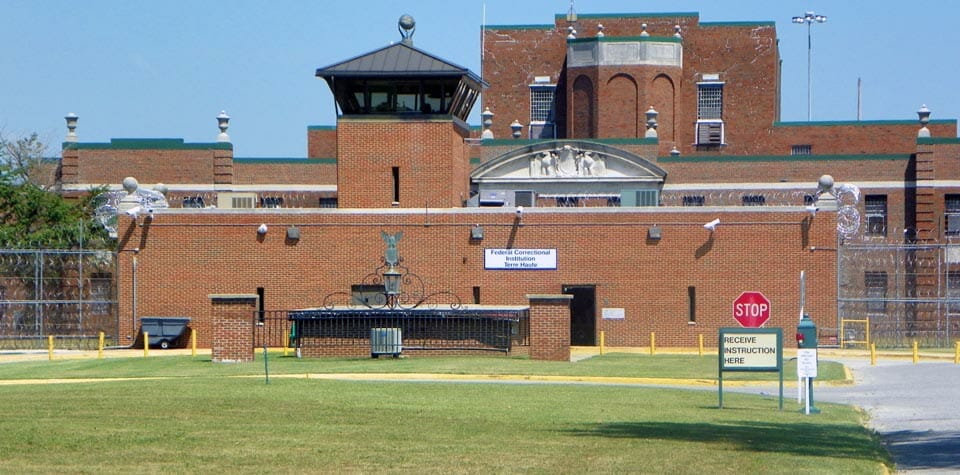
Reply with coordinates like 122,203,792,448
816,358,960,474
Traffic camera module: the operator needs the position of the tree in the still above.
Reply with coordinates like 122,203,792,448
0,131,110,249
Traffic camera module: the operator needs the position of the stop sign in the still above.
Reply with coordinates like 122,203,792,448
733,291,771,327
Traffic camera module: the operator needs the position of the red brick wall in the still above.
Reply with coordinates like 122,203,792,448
528,294,571,361
234,162,336,185
307,127,337,158
115,207,837,349
72,146,225,185
336,118,471,208
209,294,256,363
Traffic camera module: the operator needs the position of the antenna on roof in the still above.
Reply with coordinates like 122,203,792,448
567,0,577,22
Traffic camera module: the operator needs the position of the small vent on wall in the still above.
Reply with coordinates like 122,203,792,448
218,192,257,209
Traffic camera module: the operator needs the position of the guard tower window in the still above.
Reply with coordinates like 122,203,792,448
946,194,960,236
864,195,887,237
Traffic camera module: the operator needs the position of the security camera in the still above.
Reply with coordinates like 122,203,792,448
257,223,268,234
703,218,720,231
516,206,524,217
147,208,155,215
125,206,142,218
805,205,819,217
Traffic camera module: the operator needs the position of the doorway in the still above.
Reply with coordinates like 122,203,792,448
563,285,596,346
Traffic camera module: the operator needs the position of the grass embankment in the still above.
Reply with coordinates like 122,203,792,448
0,354,883,473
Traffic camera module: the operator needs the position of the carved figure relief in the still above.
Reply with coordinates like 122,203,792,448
529,145,607,178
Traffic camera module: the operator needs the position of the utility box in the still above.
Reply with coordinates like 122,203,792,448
370,328,402,358
796,314,818,349
140,317,191,349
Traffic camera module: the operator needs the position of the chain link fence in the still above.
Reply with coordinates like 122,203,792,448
0,249,118,350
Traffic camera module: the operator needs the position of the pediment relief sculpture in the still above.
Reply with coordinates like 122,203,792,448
530,145,607,178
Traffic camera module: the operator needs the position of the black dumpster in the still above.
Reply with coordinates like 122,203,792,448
140,317,191,349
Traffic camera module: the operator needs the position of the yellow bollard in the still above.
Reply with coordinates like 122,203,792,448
599,331,605,356
47,335,54,361
912,340,918,364
650,332,656,356
698,334,704,356
870,342,877,366
955,341,959,365
144,331,149,358
98,331,105,359
191,329,197,357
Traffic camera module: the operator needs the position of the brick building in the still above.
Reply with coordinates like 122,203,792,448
54,10,960,356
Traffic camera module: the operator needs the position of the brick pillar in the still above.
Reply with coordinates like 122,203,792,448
209,294,257,363
213,145,234,184
527,294,572,361
60,144,79,184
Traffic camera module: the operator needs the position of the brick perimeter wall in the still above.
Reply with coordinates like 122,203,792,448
115,207,837,350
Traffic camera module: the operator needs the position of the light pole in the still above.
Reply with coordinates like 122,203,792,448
793,11,827,121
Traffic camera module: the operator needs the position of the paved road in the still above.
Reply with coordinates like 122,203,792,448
814,359,960,474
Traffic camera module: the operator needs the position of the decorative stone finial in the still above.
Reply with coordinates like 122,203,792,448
399,14,416,44
917,104,931,138
216,111,230,142
65,113,78,142
481,107,495,140
510,120,523,139
645,106,659,138
122,176,139,195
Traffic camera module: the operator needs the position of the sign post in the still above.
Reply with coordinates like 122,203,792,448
718,328,783,410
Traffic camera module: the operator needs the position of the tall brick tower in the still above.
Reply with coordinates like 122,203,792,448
316,15,485,208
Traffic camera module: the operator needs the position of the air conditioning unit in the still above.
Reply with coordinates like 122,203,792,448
515,190,536,207
218,192,257,209
370,328,402,358
696,121,724,145
479,190,507,207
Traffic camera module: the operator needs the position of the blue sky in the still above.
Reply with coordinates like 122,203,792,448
2,1,957,157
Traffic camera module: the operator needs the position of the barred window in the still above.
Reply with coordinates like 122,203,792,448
742,195,766,206
865,195,887,236
530,85,556,123
682,195,705,206
697,83,723,120
792,144,812,155
946,194,960,236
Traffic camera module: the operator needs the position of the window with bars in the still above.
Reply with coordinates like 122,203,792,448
948,272,960,316
865,271,888,316
529,85,556,123
742,195,766,206
946,194,960,236
791,144,812,155
865,195,887,236
697,83,723,120
682,195,705,206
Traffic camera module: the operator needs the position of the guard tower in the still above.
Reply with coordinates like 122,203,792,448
316,14,486,208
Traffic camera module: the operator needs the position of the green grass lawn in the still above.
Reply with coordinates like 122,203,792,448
0,353,885,473
0,352,847,382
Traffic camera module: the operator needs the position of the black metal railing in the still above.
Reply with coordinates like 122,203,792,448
273,307,529,354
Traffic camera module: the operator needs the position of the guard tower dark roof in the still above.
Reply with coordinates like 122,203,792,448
316,15,485,122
